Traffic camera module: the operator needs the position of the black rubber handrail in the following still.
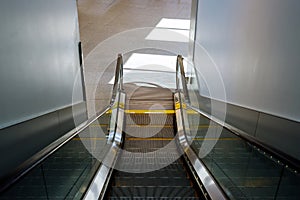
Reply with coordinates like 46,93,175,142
111,54,124,103
0,54,125,193
176,55,190,103
175,57,228,200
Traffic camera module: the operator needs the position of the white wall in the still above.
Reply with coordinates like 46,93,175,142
195,0,300,122
0,0,84,128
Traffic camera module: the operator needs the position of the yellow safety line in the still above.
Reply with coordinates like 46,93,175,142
125,110,175,114
187,110,198,114
119,103,125,109
106,109,175,114
107,109,202,115
126,137,173,141
106,108,202,115
127,124,174,128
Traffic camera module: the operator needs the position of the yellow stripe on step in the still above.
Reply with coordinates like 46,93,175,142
127,124,174,128
125,110,175,114
126,137,173,141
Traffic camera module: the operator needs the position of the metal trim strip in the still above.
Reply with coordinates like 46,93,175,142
174,92,228,200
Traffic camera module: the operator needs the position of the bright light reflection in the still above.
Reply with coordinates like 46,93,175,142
156,18,190,30
146,18,190,43
124,53,177,71
109,53,188,88
145,29,189,43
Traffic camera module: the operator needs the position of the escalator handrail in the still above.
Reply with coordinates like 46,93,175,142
175,56,228,199
176,55,190,103
0,54,126,193
111,54,124,103
83,54,126,200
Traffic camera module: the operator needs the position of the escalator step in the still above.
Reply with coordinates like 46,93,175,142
109,198,200,200
126,114,174,126
125,127,174,138
104,86,202,199
109,186,197,198
124,140,175,150
114,170,188,179
114,176,191,186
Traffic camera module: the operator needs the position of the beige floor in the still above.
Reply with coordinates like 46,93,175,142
77,0,192,116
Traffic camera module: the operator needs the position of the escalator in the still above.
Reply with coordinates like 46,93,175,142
1,54,299,200
104,85,203,199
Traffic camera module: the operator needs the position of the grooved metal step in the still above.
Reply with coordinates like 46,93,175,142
126,113,174,126
109,186,197,199
125,126,174,138
104,87,202,199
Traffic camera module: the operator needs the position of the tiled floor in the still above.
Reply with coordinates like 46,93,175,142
78,0,192,56
77,0,192,117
